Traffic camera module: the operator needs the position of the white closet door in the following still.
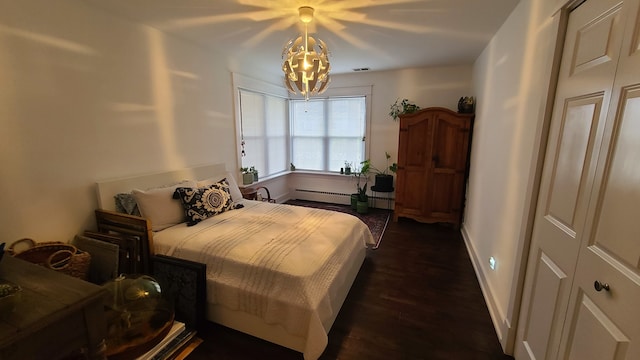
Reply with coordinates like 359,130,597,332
556,0,640,358
515,0,636,358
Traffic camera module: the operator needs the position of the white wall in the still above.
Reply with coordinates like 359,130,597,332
464,0,563,352
0,0,237,245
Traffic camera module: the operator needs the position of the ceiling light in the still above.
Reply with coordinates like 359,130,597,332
282,6,330,100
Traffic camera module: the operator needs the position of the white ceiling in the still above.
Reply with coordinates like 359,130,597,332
85,0,520,78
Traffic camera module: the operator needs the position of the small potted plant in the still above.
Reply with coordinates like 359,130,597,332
250,166,259,182
389,98,421,121
352,160,370,213
241,167,253,185
372,152,397,192
344,161,352,175
356,183,369,214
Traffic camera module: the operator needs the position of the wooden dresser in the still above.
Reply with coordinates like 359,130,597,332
393,107,474,226
0,255,108,360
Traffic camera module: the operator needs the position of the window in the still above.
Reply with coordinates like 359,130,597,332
239,90,288,177
234,73,370,177
290,96,367,172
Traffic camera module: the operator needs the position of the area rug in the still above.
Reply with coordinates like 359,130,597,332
284,199,390,249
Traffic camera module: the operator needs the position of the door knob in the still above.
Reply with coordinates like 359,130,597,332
594,280,610,292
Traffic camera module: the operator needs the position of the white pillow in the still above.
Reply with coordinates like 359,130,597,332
132,180,197,231
197,172,243,203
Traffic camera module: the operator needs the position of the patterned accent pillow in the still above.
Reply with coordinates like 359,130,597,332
114,193,141,217
173,180,243,226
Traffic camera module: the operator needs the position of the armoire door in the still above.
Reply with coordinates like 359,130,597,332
515,0,640,359
427,110,472,224
395,111,432,220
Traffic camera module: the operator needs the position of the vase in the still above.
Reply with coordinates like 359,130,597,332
350,194,358,210
102,274,174,358
356,199,369,214
458,96,475,114
242,173,254,185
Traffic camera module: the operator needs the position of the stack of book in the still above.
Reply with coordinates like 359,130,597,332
136,321,201,360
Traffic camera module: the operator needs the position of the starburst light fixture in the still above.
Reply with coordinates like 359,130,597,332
282,6,331,100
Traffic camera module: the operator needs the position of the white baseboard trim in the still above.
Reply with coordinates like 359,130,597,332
460,224,513,353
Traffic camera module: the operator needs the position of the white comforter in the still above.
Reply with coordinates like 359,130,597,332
153,200,375,359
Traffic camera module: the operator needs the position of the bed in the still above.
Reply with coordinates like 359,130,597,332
94,164,374,360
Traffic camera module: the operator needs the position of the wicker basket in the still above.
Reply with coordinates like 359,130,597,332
8,238,91,280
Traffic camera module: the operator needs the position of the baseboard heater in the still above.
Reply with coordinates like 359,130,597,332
294,189,352,204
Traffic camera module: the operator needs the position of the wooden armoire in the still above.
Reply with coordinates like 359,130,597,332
393,107,474,225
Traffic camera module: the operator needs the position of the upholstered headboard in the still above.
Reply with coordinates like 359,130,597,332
96,163,228,211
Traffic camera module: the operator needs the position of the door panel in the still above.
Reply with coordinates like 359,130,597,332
565,293,630,360
592,88,640,266
521,252,568,360
546,95,604,232
432,114,470,171
571,4,622,75
429,112,471,221
404,119,431,167
396,116,431,217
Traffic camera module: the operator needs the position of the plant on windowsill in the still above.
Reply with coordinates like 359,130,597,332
241,167,254,185
371,152,397,192
389,98,421,121
344,161,352,175
249,166,258,182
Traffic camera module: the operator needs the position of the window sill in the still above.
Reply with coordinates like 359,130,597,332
238,171,290,188
238,170,356,189
289,170,353,177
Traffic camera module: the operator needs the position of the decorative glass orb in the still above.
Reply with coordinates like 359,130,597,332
0,280,21,318
102,274,174,359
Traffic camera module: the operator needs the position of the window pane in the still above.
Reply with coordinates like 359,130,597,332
239,90,287,177
240,92,264,137
290,96,366,172
291,100,325,136
266,96,287,137
243,138,264,174
292,137,324,170
267,137,287,174
328,98,365,137
329,137,364,172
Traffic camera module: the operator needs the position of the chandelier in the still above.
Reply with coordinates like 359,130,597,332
282,6,331,100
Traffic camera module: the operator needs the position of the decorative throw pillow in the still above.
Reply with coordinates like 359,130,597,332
132,180,197,231
114,193,141,217
197,172,244,203
174,180,244,226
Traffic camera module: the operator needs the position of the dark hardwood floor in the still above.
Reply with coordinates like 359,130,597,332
187,218,514,360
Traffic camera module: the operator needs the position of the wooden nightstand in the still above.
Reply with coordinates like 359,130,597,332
0,256,108,360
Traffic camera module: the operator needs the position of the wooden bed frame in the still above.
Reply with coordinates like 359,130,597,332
93,163,366,357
